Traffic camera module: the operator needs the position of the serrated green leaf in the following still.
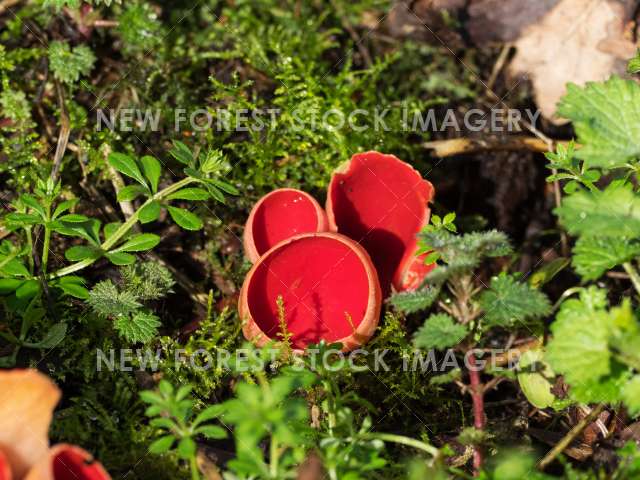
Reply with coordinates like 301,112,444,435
479,274,551,328
556,182,640,238
48,41,95,84
114,312,160,343
140,155,162,193
167,206,203,230
166,188,210,201
557,77,640,169
413,313,467,350
113,233,160,253
546,293,613,387
573,236,640,280
108,152,148,187
117,184,147,202
622,375,640,417
389,286,440,314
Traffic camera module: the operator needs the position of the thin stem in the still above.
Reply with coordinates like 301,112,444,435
189,455,200,480
50,177,194,279
355,432,439,457
622,262,640,297
41,225,51,275
538,403,606,470
26,228,34,274
467,353,485,476
269,437,279,478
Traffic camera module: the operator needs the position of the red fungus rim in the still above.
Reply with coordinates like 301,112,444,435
325,151,434,293
0,451,10,480
25,444,111,480
243,188,329,263
239,232,382,352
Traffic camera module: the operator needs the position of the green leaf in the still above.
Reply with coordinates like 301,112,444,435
57,281,89,299
31,323,67,349
117,185,147,202
389,286,440,314
413,313,467,350
169,141,194,166
629,50,640,74
529,258,570,288
479,274,551,328
114,312,160,343
87,280,141,317
177,437,196,459
52,199,78,220
0,259,30,277
622,375,640,417
193,405,225,426
105,252,136,266
48,41,95,84
556,182,640,238
517,349,556,409
140,155,162,193
20,195,46,218
167,206,203,230
546,291,613,387
5,213,40,226
113,233,160,253
196,425,227,439
64,245,102,262
138,201,161,224
57,214,89,223
0,278,24,295
108,152,148,187
557,77,640,169
572,236,640,281
207,178,239,195
148,435,175,454
16,279,40,299
166,188,210,201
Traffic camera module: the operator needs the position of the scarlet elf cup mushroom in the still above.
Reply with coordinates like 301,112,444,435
242,188,329,263
239,232,382,352
326,151,435,294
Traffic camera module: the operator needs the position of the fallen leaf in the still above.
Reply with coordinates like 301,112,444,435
509,0,637,123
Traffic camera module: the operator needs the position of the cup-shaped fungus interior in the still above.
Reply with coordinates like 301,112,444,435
251,189,325,257
52,448,109,480
246,236,372,349
328,152,433,294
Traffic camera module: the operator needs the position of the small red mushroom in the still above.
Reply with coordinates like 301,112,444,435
243,188,329,263
326,151,435,294
239,232,382,352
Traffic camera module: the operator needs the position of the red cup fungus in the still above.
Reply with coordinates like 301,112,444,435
25,445,111,480
239,232,382,352
243,188,329,263
326,151,435,294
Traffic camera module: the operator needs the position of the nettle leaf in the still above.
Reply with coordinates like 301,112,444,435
479,274,551,328
573,236,640,281
622,375,640,417
546,290,613,387
108,152,148,187
138,201,161,224
557,76,640,169
413,313,468,350
389,286,440,314
166,188,210,201
113,233,160,253
556,182,640,238
167,206,203,230
140,155,162,193
114,312,161,343
87,280,141,318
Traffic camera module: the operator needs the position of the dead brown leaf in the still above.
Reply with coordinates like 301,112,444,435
509,0,637,123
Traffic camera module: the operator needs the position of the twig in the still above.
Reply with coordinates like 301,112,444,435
622,262,640,297
51,81,70,182
487,44,512,91
423,136,571,158
538,403,606,470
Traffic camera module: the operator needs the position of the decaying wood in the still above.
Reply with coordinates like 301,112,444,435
423,136,570,157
